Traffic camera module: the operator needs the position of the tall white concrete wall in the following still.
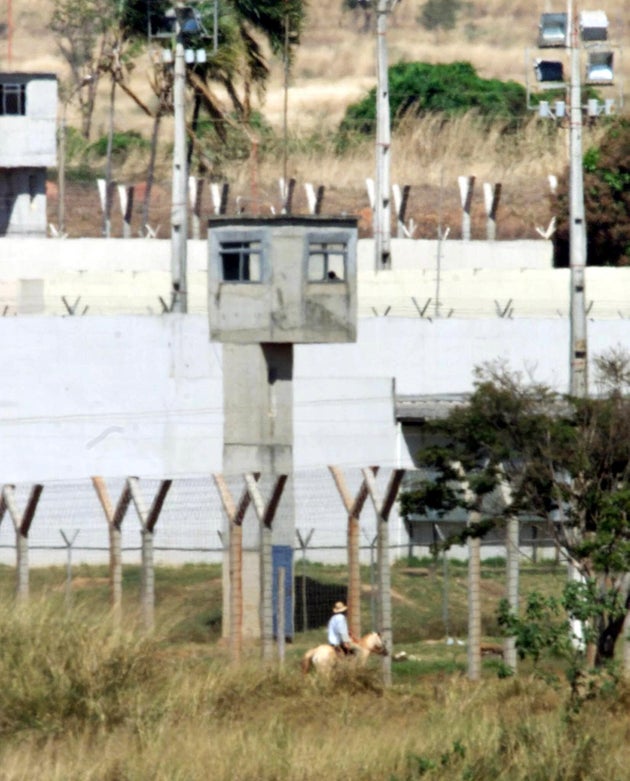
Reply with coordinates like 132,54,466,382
1,236,630,564
2,237,629,318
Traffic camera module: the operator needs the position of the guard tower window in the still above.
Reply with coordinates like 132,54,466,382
308,241,347,281
220,239,263,282
0,83,26,115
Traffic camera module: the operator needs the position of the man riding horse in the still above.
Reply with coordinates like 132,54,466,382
327,601,357,656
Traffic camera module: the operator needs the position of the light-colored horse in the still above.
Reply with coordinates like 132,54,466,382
301,631,388,675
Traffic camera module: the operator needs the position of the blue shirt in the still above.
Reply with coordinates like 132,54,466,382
327,612,350,645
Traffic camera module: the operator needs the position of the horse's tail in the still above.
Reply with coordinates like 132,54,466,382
301,648,315,674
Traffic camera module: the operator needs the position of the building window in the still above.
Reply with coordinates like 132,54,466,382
220,239,263,282
308,241,347,281
0,83,26,116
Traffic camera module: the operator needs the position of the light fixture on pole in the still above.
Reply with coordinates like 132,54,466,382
167,4,206,314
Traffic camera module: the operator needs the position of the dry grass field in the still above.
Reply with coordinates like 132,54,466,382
3,0,629,237
1,560,630,780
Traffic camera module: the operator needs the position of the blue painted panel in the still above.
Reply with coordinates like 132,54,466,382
272,545,294,638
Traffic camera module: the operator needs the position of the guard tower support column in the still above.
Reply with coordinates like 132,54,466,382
209,215,359,644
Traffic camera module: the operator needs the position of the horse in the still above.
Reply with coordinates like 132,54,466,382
301,631,388,675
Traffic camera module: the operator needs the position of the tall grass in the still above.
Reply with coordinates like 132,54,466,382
1,598,629,781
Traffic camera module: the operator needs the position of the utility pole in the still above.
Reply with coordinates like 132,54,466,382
171,21,188,313
374,0,398,271
567,0,588,397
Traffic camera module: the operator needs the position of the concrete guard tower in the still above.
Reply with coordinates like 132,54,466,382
0,73,57,236
208,215,358,641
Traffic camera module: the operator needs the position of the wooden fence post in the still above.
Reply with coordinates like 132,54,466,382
329,466,379,639
1,484,43,603
362,467,405,687
245,474,288,662
214,472,258,663
128,477,172,632
92,477,132,628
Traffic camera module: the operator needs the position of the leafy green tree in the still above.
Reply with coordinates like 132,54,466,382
338,61,526,142
400,354,630,678
553,118,630,267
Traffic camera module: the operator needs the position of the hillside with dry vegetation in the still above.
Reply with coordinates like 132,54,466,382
3,0,629,239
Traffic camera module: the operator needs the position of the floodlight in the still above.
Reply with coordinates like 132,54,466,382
534,59,564,83
196,49,207,64
538,13,567,47
162,48,173,64
555,100,566,118
538,100,551,118
587,98,600,117
176,6,203,36
585,50,614,84
604,98,615,115
580,10,608,42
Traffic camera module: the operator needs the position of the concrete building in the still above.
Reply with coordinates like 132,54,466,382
0,72,57,237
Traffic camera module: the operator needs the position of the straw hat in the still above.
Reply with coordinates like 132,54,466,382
332,601,347,614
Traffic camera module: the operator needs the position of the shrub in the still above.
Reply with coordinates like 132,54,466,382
88,130,149,159
337,60,527,145
0,605,160,735
553,117,630,267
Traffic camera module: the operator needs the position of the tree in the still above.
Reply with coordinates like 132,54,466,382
553,118,630,267
338,61,526,142
399,355,630,681
50,0,121,139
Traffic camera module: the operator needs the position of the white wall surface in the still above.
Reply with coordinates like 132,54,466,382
2,236,630,565
3,237,629,318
